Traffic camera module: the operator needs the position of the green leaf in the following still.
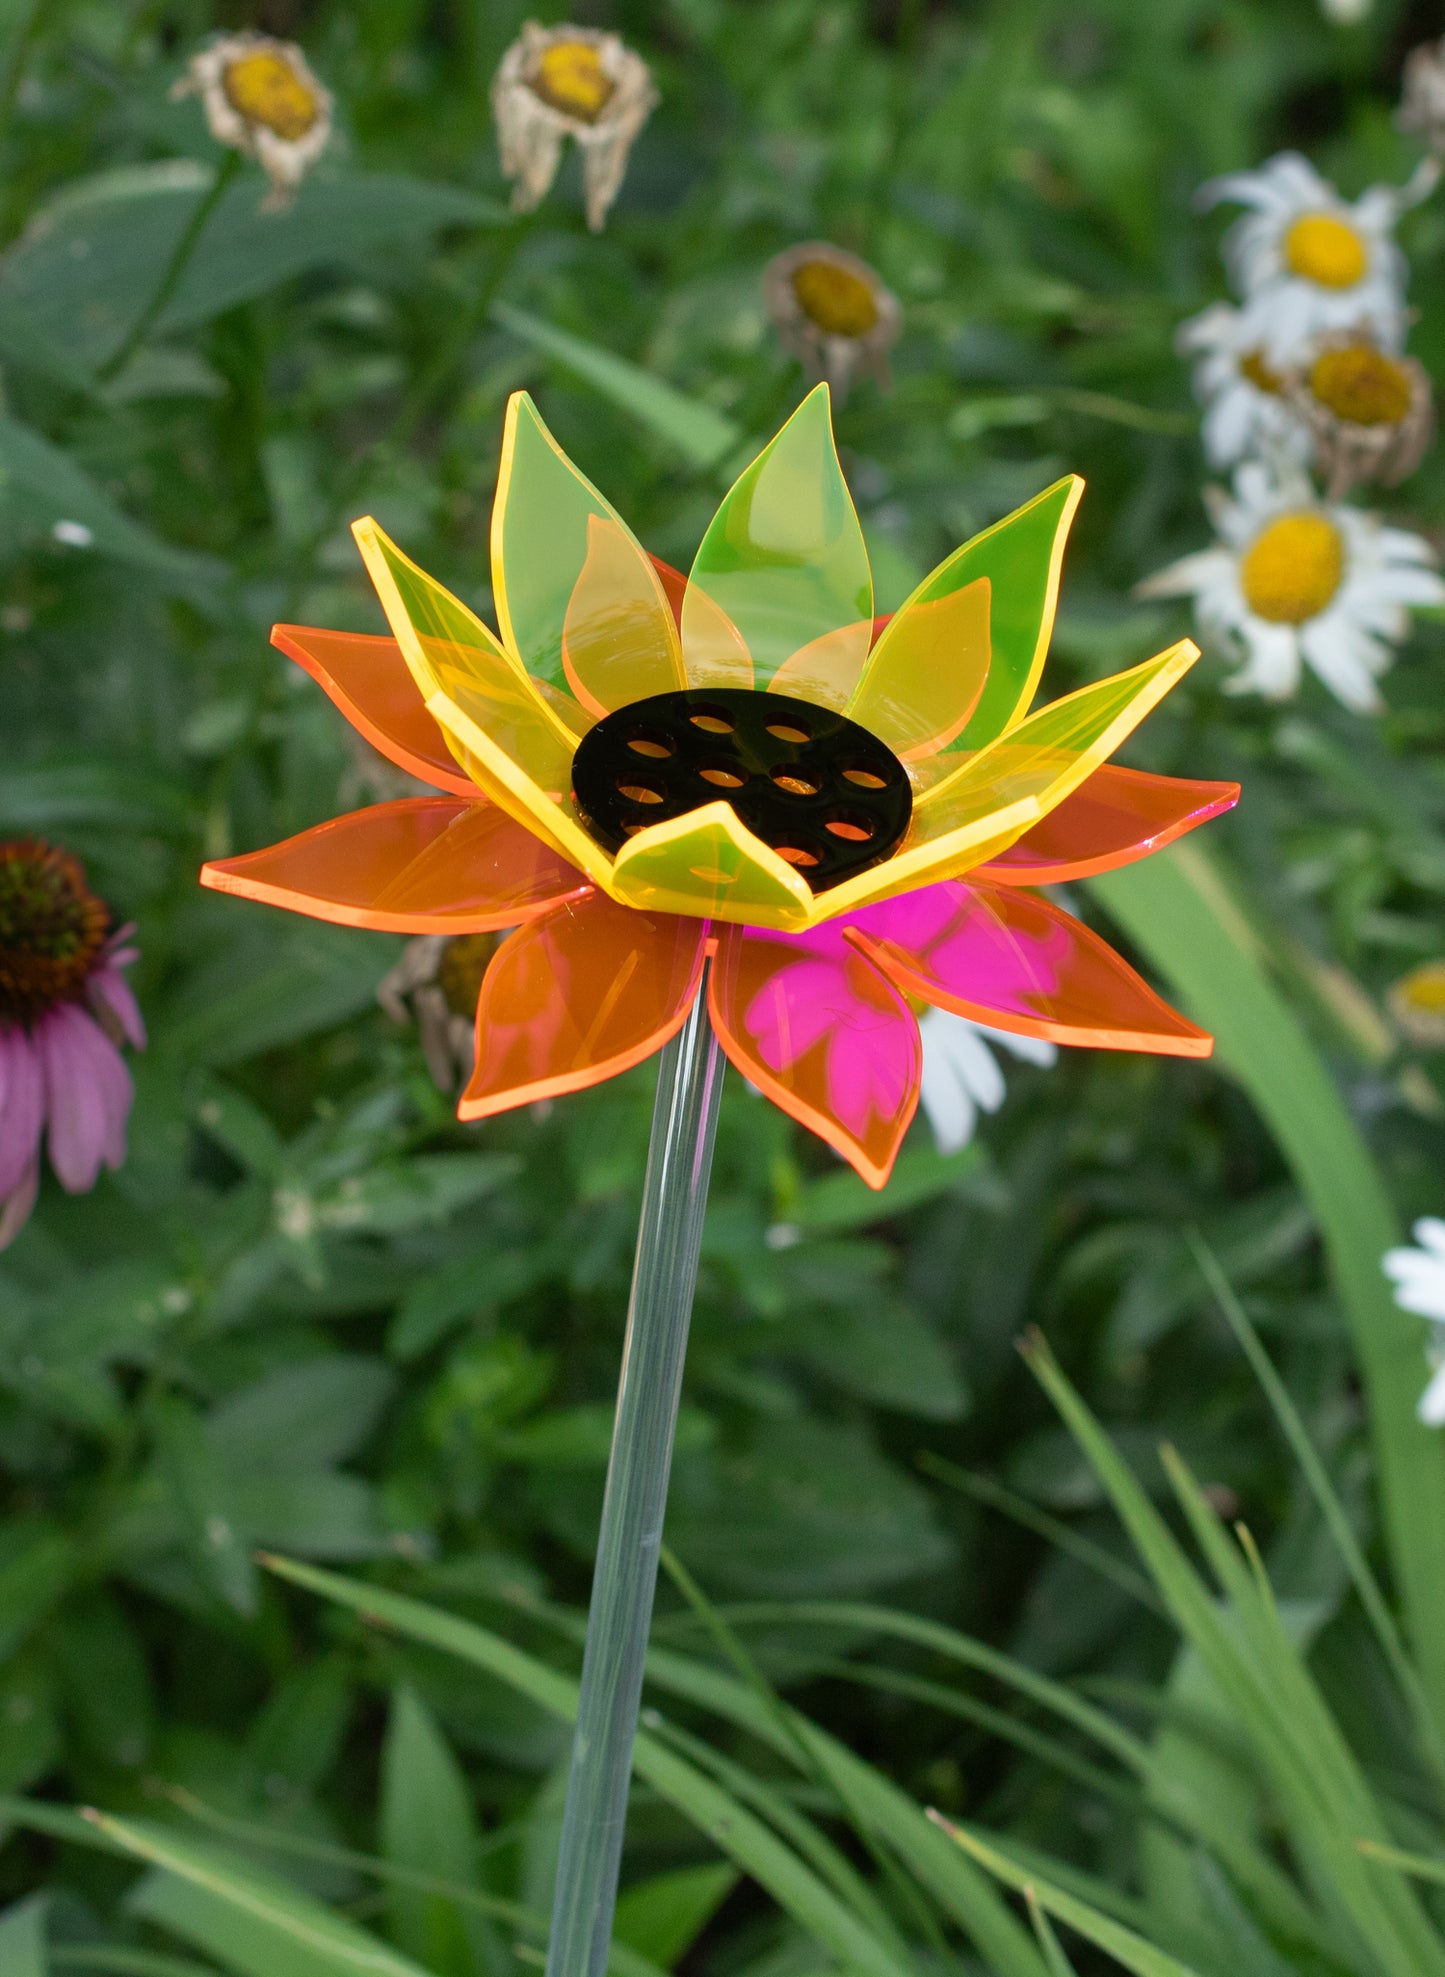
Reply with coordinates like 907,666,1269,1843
0,1893,48,1977
791,1140,990,1233
0,163,506,374
380,1687,500,1977
933,1818,1203,1977
491,304,741,470
0,414,222,588
612,1864,740,1968
1088,841,1445,1725
207,1359,394,1475
0,762,194,836
0,1523,72,1663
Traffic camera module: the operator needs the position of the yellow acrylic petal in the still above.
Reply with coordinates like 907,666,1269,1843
845,577,990,764
682,383,872,691
912,639,1201,847
562,514,685,719
678,577,754,691
607,800,815,930
768,618,876,710
803,797,1043,925
492,392,658,709
352,516,610,885
420,684,614,888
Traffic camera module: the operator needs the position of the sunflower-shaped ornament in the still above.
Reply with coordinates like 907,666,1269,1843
203,387,1237,1187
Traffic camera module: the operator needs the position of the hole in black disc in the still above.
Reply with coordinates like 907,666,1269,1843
572,686,910,893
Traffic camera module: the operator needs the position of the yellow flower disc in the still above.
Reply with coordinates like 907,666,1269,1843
1238,348,1283,395
1282,212,1367,290
530,41,616,122
222,51,322,141
1240,512,1345,624
1396,960,1445,1019
791,259,880,338
1308,343,1413,426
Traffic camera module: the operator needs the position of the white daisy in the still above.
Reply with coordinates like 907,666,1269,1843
491,22,657,233
917,1006,1056,1157
1175,302,1307,469
1138,461,1445,713
1199,152,1408,366
1383,1218,1445,1425
172,34,333,211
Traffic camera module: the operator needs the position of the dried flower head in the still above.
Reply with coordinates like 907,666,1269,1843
173,33,333,211
1390,960,1445,1049
377,933,499,1095
0,840,145,1248
491,22,657,233
762,242,902,403
1400,38,1445,154
1285,333,1434,497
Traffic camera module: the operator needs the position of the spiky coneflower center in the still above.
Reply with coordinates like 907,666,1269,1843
0,840,109,1025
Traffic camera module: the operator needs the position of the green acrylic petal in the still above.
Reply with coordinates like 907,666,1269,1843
909,474,1083,758
682,384,873,690
492,391,652,693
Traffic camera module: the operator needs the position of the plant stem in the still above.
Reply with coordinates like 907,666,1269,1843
544,975,725,1977
99,150,242,384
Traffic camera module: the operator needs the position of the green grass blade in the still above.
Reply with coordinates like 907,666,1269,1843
1089,842,1445,1723
930,1816,1205,1976
258,1556,940,1977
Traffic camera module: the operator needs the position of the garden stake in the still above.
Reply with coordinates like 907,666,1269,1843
544,972,724,1977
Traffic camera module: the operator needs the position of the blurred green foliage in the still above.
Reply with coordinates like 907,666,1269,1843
4,0,1445,1971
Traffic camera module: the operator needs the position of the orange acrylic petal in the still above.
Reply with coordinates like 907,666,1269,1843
707,922,920,1189
272,624,478,798
971,765,1240,885
459,893,708,1119
847,880,1212,1057
200,798,591,935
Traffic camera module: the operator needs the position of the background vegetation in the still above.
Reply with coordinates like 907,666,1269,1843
4,0,1445,1972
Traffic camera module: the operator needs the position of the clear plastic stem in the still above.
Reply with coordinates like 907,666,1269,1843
543,973,725,1977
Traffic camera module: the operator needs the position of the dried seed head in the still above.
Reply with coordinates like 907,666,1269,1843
762,243,902,404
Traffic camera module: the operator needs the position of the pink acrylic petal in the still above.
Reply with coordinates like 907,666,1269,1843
37,1005,134,1192
0,1027,45,1200
708,921,920,1188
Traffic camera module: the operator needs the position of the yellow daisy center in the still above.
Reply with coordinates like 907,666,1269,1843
1308,343,1413,426
1240,512,1345,623
1282,212,1367,290
1238,348,1283,395
791,259,880,338
530,41,615,122
1395,962,1445,1021
222,50,322,142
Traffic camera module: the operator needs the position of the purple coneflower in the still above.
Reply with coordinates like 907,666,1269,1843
0,839,145,1248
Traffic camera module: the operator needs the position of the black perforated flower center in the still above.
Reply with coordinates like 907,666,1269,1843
571,687,912,893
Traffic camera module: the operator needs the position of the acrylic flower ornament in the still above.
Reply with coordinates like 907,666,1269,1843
201,386,1238,1186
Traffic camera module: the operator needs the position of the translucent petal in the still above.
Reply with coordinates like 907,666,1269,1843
272,624,477,797
562,514,685,718
460,894,707,1119
920,475,1084,761
972,764,1240,885
608,800,815,931
352,516,610,883
769,619,877,711
846,880,1212,1056
709,921,920,1189
200,798,590,934
845,576,990,763
492,391,658,700
911,641,1200,848
807,797,1041,925
682,384,872,691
